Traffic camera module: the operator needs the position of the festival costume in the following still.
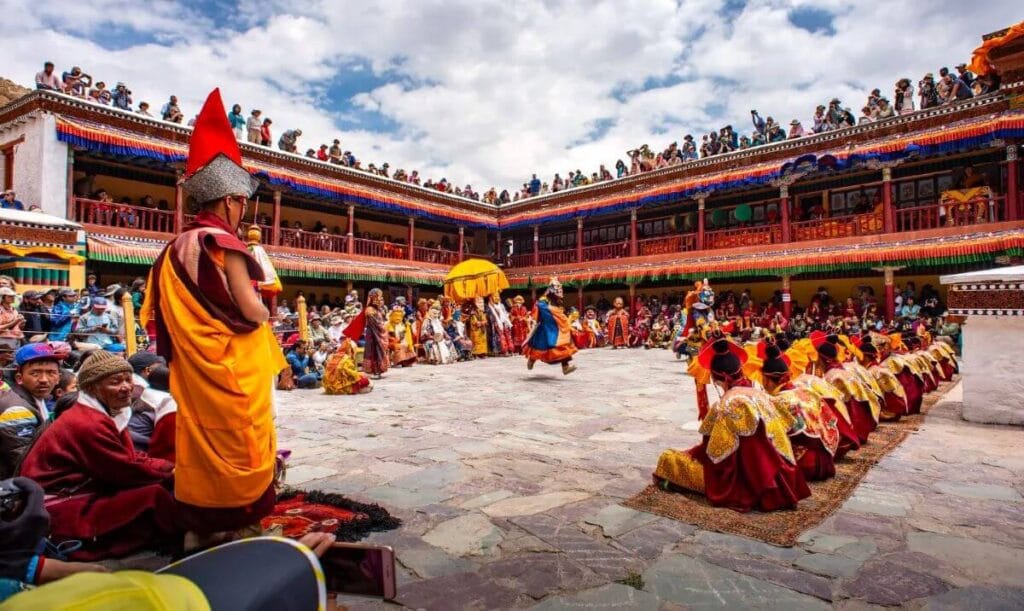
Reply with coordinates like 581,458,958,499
141,90,283,532
486,296,513,355
606,304,629,348
386,308,418,367
322,339,372,395
854,334,909,420
446,312,474,360
509,297,531,351
361,292,391,376
421,307,456,365
469,304,489,356
655,336,809,512
811,332,880,445
20,399,178,560
522,279,578,366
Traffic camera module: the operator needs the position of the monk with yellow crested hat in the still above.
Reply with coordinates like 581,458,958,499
142,88,286,547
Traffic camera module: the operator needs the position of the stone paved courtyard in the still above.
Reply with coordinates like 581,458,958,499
275,348,1024,610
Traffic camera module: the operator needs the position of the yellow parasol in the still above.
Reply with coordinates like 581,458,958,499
443,258,509,301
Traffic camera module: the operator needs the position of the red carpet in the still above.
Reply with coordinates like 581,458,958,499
261,491,401,542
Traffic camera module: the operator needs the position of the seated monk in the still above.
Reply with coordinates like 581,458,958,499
853,333,908,421
880,333,926,414
19,351,179,560
654,332,810,512
811,331,881,446
322,338,372,395
756,337,840,481
927,336,959,381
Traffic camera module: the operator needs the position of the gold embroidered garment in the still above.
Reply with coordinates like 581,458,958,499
824,367,882,423
699,386,796,465
654,448,706,493
869,364,907,401
791,373,851,424
770,387,841,456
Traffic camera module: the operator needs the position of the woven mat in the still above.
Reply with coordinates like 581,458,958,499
262,490,401,542
623,379,955,547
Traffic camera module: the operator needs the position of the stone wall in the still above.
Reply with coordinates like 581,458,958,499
7,113,69,217
960,315,1024,425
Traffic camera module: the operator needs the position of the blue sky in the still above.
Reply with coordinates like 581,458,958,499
1,1,1017,190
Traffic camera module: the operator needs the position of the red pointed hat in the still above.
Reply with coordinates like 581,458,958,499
180,88,258,204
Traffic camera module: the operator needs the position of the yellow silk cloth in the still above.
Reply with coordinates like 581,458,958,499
825,366,882,424
143,250,286,508
791,373,852,425
770,386,841,456
655,448,706,493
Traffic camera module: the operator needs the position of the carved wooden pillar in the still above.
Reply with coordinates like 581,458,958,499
457,226,465,262
781,274,792,320
271,189,282,246
1007,145,1019,222
576,217,584,263
532,225,540,266
883,267,896,322
696,197,706,250
407,217,415,261
882,167,895,233
174,173,184,234
629,209,638,257
779,184,791,243
346,203,355,254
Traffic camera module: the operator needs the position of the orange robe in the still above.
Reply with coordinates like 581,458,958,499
143,212,286,512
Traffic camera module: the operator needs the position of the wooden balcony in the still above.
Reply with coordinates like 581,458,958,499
74,198,175,233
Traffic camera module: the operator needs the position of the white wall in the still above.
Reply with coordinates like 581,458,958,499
961,315,1024,426
5,113,69,217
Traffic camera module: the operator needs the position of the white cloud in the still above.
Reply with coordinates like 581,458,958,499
0,0,1018,192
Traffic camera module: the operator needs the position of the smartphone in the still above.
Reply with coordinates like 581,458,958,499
320,542,396,601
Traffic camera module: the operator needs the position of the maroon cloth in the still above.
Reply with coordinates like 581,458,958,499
147,412,175,462
19,403,178,560
687,422,811,513
176,484,276,536
792,433,836,481
362,306,390,375
938,359,955,381
846,399,877,445
882,391,908,419
894,369,924,414
823,398,860,460
150,210,264,363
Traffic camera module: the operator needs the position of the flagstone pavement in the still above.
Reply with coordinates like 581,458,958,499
275,348,1024,610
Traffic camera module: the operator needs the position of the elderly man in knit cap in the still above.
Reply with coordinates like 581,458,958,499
20,350,178,560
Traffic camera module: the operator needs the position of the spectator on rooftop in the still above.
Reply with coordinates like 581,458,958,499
859,106,875,124
61,66,92,97
246,109,262,144
317,145,329,161
811,105,828,133
1,190,24,210
88,81,111,105
936,68,953,101
955,63,975,89
111,83,132,111
305,148,317,158
867,88,882,110
328,139,342,163
943,71,973,102
767,121,786,142
529,174,541,196
161,95,183,123
260,118,273,146
876,97,895,119
750,110,766,137
228,104,245,139
788,119,805,139
35,61,62,91
136,101,152,116
919,73,939,109
279,129,302,153
895,79,915,114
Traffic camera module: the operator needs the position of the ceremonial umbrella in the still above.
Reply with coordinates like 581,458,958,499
443,258,509,301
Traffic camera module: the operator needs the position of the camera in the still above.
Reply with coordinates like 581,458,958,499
0,478,25,520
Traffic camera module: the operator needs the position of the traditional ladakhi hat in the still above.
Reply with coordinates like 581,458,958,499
546,276,563,298
180,89,259,204
77,349,132,389
759,337,791,379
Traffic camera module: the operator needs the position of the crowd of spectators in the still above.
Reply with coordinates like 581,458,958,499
512,62,1000,203
32,56,1002,208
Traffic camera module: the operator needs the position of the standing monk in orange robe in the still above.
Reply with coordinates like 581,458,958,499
142,89,286,549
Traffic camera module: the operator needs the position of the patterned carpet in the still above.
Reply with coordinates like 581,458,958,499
624,379,955,547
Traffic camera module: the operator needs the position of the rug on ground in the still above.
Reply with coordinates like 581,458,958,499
262,490,402,542
623,379,956,547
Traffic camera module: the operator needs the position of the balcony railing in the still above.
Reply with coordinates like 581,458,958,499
75,198,174,233
583,241,628,262
896,195,1007,232
414,246,460,266
280,227,348,253
638,233,697,255
353,237,407,260
508,252,533,267
537,248,576,266
705,224,780,250
791,212,884,242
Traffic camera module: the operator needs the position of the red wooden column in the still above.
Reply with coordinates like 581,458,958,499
576,217,584,263
407,217,415,261
1007,145,1020,222
629,209,638,257
271,189,282,246
65,149,75,220
346,204,355,254
781,274,792,319
883,267,897,322
457,226,465,262
882,167,895,233
628,283,636,317
174,174,184,234
577,284,584,309
779,184,791,243
696,197,706,250
532,225,540,266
